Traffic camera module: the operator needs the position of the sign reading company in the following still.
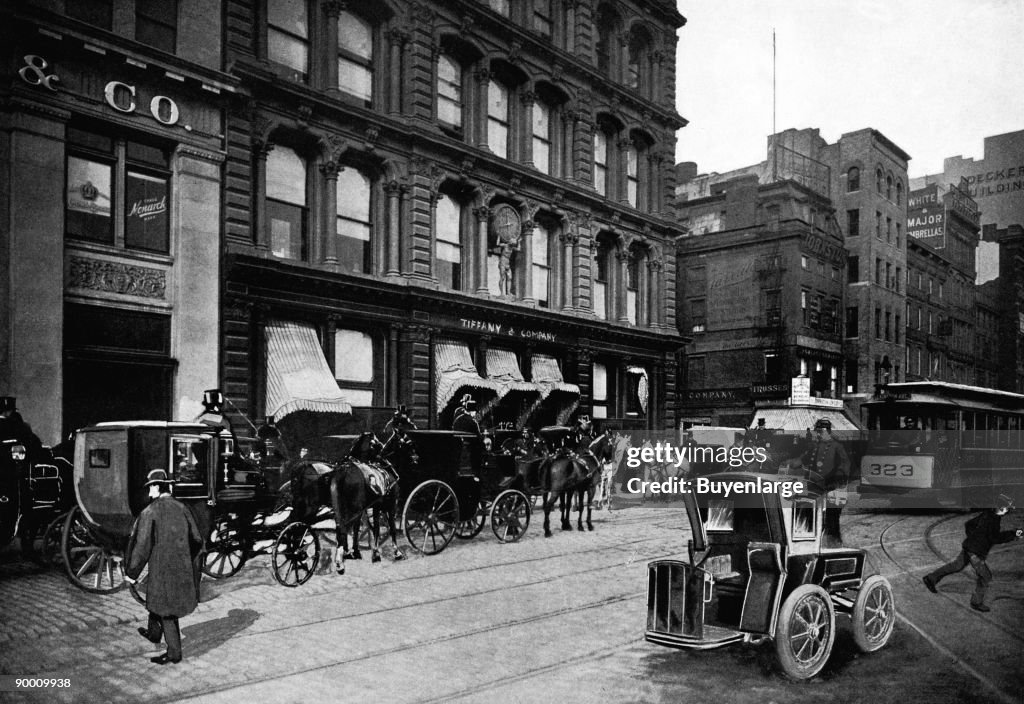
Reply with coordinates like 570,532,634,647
682,388,749,406
458,317,559,343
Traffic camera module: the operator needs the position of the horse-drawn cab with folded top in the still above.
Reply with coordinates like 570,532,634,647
645,471,894,680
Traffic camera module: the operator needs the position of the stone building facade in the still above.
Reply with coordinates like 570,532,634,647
220,0,686,432
1,2,233,441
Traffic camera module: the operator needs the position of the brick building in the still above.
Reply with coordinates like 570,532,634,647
220,0,687,432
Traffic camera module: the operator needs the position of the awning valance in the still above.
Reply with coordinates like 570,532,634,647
751,407,860,432
531,354,580,424
486,348,542,426
434,340,503,415
265,321,352,420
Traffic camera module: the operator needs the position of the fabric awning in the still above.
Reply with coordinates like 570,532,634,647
486,348,541,426
434,340,503,415
626,365,649,414
751,407,860,432
530,354,580,424
265,321,352,420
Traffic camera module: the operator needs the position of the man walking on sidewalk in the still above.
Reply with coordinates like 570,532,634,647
923,494,1022,612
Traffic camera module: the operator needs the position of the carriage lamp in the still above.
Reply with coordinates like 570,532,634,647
10,444,26,461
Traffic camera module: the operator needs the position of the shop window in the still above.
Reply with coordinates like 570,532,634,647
847,166,860,192
593,129,609,196
487,80,510,158
66,127,171,254
268,0,309,81
337,10,373,105
266,146,308,261
435,193,463,290
437,54,464,129
136,0,178,53
532,100,552,174
625,366,648,417
592,362,612,419
66,0,113,29
334,329,376,406
336,166,372,273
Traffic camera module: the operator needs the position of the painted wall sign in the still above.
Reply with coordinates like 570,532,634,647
907,184,946,249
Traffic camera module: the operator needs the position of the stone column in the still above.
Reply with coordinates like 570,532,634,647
384,180,401,276
385,28,406,115
520,90,536,168
320,162,339,265
429,192,440,282
617,136,631,205
474,205,490,295
521,221,534,304
616,249,629,323
322,0,343,92
564,0,577,53
637,255,649,327
474,68,491,150
253,141,272,251
561,233,576,312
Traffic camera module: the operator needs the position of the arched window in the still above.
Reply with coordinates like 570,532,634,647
336,167,372,273
876,168,883,193
626,254,638,324
437,54,463,129
435,193,463,290
847,166,860,192
886,173,893,200
532,100,552,175
896,180,903,205
593,129,609,196
337,10,372,104
532,219,552,307
487,80,510,158
594,234,616,320
266,145,307,260
626,143,639,207
595,5,618,79
627,26,652,93
268,0,309,81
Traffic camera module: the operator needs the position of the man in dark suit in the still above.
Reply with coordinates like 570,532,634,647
451,394,481,434
923,494,1021,612
802,418,850,547
125,469,203,665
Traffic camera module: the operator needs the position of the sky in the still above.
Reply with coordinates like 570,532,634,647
673,0,1024,178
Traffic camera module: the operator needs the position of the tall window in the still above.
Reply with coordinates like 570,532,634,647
334,329,376,406
595,245,610,319
266,146,307,260
848,254,861,283
533,0,552,36
66,127,171,254
136,0,177,53
336,167,371,273
595,6,617,78
532,101,552,174
847,166,860,192
626,144,639,207
886,174,893,200
846,307,859,337
690,298,706,332
896,181,903,205
593,130,609,196
876,168,883,193
626,255,638,325
627,27,651,93
435,195,463,290
338,10,372,104
847,209,859,237
532,222,551,307
592,362,609,419
487,80,510,158
268,0,309,81
437,55,463,128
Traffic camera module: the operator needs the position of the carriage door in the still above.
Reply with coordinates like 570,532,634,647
739,542,785,635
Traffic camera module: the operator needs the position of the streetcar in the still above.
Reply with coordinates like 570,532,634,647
859,381,1024,506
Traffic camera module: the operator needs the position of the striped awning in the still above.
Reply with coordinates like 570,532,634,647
486,348,542,425
265,321,352,420
531,354,580,424
434,340,503,415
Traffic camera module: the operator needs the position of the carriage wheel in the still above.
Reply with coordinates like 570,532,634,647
201,518,249,579
40,511,70,569
402,480,459,555
490,490,530,543
852,575,895,653
774,584,836,680
271,522,320,587
129,562,150,606
60,506,125,594
455,502,487,540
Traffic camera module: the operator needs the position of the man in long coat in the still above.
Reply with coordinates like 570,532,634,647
125,469,203,665
802,418,850,546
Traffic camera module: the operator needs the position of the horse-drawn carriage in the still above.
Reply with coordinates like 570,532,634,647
645,471,895,679
1,434,75,557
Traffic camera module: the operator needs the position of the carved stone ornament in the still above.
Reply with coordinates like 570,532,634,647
67,256,167,299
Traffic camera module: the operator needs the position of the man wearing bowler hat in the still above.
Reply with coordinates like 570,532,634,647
451,394,481,434
923,494,1022,612
125,469,203,664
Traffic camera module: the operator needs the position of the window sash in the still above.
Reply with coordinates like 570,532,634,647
533,264,549,306
67,155,114,244
266,148,306,205
124,170,169,252
487,81,509,158
267,199,306,260
334,329,374,383
594,281,607,319
437,56,462,127
532,103,551,174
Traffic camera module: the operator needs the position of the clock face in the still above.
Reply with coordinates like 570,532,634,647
491,204,521,244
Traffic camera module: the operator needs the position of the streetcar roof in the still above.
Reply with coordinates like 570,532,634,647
864,382,1024,412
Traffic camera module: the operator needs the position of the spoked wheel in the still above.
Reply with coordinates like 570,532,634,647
271,522,320,587
129,562,150,606
490,490,531,543
774,584,836,680
455,502,487,540
39,511,70,568
201,518,249,579
402,480,459,555
852,575,895,652
60,506,125,594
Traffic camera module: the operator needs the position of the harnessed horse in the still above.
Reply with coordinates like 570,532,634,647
540,419,602,537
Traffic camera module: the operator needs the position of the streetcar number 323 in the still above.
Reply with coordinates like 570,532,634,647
867,463,914,477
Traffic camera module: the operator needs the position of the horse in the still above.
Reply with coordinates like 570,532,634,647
540,449,600,536
287,429,408,576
